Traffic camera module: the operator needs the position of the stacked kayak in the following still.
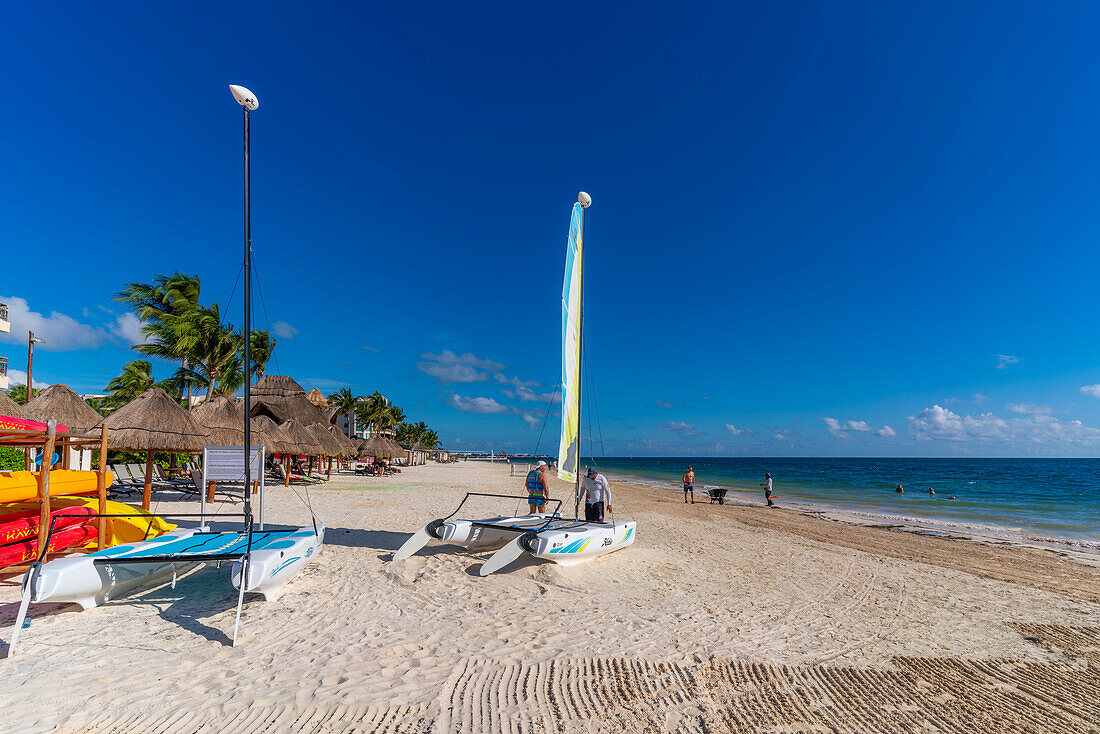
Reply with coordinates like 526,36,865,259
0,497,175,570
0,470,110,503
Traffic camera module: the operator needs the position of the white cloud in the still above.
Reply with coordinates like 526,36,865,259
110,312,147,346
6,369,49,389
724,423,755,436
659,421,703,437
514,385,555,403
773,430,791,442
656,400,672,409
271,321,299,339
419,350,504,384
824,417,895,439
996,354,1020,370
519,411,542,429
1007,403,1052,415
0,296,109,351
361,345,381,353
493,373,539,388
446,394,509,414
1081,385,1100,398
909,404,1100,446
974,393,989,403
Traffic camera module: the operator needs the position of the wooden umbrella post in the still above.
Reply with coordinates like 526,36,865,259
143,451,154,511
36,421,57,559
96,425,108,549
284,456,290,487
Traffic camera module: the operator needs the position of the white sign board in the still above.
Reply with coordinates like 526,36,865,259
201,446,267,529
204,446,264,481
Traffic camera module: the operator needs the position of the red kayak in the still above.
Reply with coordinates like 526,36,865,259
0,505,96,545
0,522,97,568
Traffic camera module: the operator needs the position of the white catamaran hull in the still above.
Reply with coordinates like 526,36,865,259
480,521,636,575
394,513,557,559
30,528,199,610
529,521,636,566
231,523,325,600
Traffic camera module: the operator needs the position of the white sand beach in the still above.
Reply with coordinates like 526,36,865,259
2,461,1099,732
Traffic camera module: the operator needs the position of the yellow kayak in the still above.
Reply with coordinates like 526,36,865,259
0,470,113,504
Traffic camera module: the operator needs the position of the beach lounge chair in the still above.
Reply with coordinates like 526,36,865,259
155,464,196,488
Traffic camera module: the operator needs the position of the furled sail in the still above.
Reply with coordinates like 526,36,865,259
558,202,584,482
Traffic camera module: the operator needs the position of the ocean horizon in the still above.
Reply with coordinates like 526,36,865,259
520,456,1100,550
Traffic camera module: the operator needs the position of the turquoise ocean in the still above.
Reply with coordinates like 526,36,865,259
555,457,1100,550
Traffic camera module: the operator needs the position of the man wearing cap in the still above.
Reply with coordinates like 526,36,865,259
582,467,612,523
526,461,551,514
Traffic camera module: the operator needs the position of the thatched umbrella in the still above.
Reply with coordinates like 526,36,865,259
306,388,328,407
250,375,328,427
252,415,294,454
359,434,399,459
328,424,358,455
279,419,323,455
0,390,28,419
98,387,209,509
191,394,280,454
190,395,249,446
24,383,102,433
308,423,343,457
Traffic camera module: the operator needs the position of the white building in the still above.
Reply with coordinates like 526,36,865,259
0,302,9,390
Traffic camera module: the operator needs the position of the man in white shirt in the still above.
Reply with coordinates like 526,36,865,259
581,467,612,523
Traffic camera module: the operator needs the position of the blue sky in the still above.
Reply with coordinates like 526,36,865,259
5,2,1100,457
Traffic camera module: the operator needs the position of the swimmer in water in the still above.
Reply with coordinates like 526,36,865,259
928,487,936,495
895,484,904,494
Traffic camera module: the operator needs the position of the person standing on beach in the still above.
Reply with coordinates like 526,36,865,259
762,473,775,506
526,461,551,514
582,467,612,523
682,466,695,504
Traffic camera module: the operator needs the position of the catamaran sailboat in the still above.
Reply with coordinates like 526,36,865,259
480,192,636,575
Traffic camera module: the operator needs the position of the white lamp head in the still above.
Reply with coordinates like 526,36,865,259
229,84,259,111
578,191,592,208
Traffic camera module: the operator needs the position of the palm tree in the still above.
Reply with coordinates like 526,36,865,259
105,360,155,410
175,304,244,401
249,329,276,379
327,387,358,437
116,273,202,401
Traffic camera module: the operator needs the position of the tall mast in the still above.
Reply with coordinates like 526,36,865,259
230,85,259,528
573,191,591,517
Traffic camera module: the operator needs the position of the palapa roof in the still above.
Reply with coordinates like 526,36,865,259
321,405,340,424
410,441,432,452
308,423,344,456
249,375,329,427
306,388,328,407
0,390,28,420
252,414,295,454
278,418,324,454
385,437,407,455
359,434,401,459
190,395,247,445
24,384,103,432
327,424,358,454
190,395,280,453
99,387,209,453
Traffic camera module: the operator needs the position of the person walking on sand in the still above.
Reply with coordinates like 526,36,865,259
682,466,695,504
582,467,612,523
762,473,775,506
526,461,551,514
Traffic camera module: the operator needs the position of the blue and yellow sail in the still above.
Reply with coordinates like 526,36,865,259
557,202,584,482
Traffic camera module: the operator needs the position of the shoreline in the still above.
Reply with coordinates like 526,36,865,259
600,468,1100,566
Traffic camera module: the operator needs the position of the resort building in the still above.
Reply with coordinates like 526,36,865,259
0,302,8,390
